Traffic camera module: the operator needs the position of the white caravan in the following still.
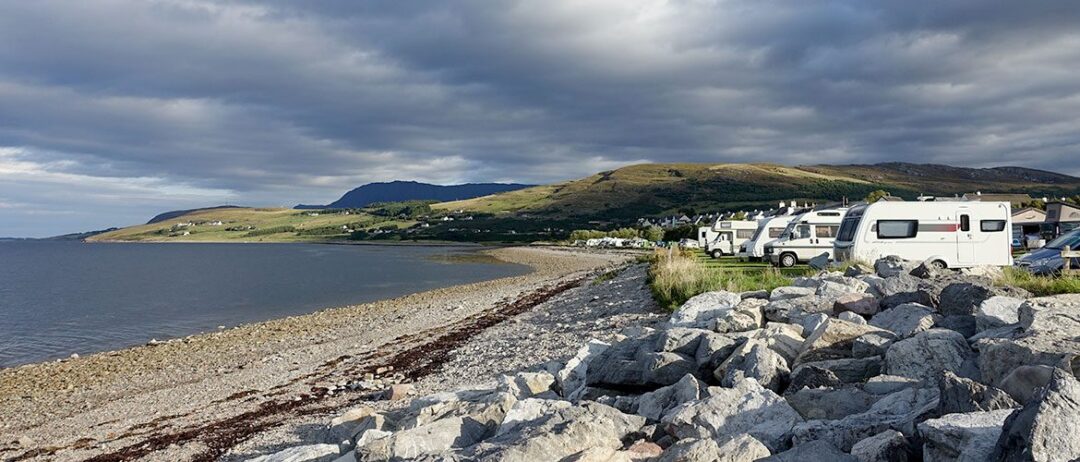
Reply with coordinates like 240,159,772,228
833,201,1012,268
739,215,798,262
765,208,849,267
697,226,718,249
704,220,760,258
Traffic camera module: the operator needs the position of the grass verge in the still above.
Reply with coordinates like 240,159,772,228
647,248,814,310
996,267,1080,296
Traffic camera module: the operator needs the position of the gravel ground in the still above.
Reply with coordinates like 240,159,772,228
221,263,664,460
0,246,640,462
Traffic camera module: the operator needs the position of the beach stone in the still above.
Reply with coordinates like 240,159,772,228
852,332,897,359
464,402,646,462
327,406,379,444
693,332,740,369
850,430,914,462
864,375,919,395
886,329,976,382
635,374,701,422
875,256,915,278
936,371,1018,414
557,340,610,399
711,298,765,333
787,386,882,420
625,441,664,459
714,340,790,392
975,296,1024,332
998,365,1055,405
247,444,342,462
770,286,816,301
385,383,415,401
662,378,803,453
786,365,843,393
656,434,770,462
835,293,880,316
791,356,882,384
791,386,940,451
869,303,937,338
796,318,886,364
918,409,1014,462
643,352,698,386
994,368,1080,461
670,291,742,328
975,294,1080,387
759,440,857,462
838,311,867,325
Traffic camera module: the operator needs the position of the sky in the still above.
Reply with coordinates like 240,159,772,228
2,1,1080,237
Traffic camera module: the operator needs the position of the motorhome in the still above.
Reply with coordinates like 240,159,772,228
697,226,718,249
833,201,1012,268
739,215,798,262
704,220,760,258
765,208,850,267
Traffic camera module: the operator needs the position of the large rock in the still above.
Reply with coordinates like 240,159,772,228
764,295,832,323
496,398,573,436
910,259,945,279
759,440,858,462
845,262,875,277
796,318,887,364
809,253,831,270
850,430,914,462
499,371,556,400
869,303,938,338
936,371,1018,414
770,286,816,301
975,296,1024,332
714,340,790,392
558,340,611,400
885,329,977,382
693,332,741,370
247,444,342,462
918,409,1014,462
662,378,803,453
464,402,646,462
586,337,654,388
786,365,844,393
791,387,940,451
838,311,868,325
934,314,977,338
938,282,1006,316
635,374,701,422
786,387,882,420
875,256,916,278
835,293,880,316
791,356,882,384
863,375,919,395
975,294,1080,387
711,298,766,333
670,291,743,328
744,323,805,365
655,328,711,356
642,352,698,386
656,434,771,462
357,415,495,460
852,332,897,359
817,278,871,297
327,406,379,444
993,368,1080,461
998,365,1055,405
878,276,940,310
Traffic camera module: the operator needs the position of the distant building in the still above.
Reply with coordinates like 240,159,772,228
1043,202,1080,238
962,192,1033,207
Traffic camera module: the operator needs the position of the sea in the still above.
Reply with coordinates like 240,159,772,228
0,241,530,368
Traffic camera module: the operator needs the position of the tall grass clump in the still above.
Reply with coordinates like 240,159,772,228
648,248,811,310
996,267,1080,296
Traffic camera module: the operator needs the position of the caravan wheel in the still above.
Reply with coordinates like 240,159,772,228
931,260,948,270
779,253,798,268
711,249,724,259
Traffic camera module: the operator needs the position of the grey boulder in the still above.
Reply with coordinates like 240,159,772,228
759,440,858,462
869,303,938,339
657,434,771,462
918,409,1015,462
936,371,1018,415
670,291,743,328
662,378,803,453
975,296,1024,332
993,368,1080,462
885,329,977,382
791,386,940,451
714,340,791,392
849,430,914,462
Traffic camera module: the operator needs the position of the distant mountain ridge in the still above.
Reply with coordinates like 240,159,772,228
148,206,243,224
296,181,533,209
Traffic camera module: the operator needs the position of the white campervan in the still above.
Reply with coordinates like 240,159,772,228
697,226,718,249
739,215,797,262
833,201,1012,268
765,208,850,267
704,220,759,258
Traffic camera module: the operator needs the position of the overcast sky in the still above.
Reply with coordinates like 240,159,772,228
2,1,1080,237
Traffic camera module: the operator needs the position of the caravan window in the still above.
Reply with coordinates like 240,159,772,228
737,229,756,239
877,220,918,239
837,217,860,241
768,227,784,239
795,224,811,239
816,225,839,238
980,220,1006,232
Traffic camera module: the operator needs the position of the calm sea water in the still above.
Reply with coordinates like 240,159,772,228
0,241,530,368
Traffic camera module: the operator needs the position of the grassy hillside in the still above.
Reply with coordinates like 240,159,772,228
437,162,1080,220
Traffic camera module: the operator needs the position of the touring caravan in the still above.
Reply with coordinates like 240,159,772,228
765,208,849,267
739,215,797,262
704,220,760,258
833,201,1012,268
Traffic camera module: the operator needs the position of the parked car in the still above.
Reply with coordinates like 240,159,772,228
833,201,1013,269
1015,228,1080,275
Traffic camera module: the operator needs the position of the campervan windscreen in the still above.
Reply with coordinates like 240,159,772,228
750,224,767,242
779,221,797,240
1045,230,1080,250
837,216,861,242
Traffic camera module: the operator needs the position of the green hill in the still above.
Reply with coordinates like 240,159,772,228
434,162,1080,221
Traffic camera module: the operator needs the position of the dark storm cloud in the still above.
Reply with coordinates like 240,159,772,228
2,0,1080,236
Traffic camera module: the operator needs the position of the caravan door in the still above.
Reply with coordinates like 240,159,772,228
956,212,975,265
